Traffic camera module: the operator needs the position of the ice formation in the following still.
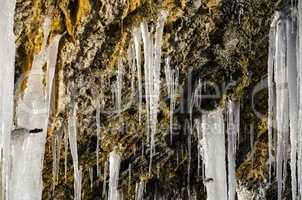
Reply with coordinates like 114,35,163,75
140,10,168,174
201,109,228,200
268,7,302,199
0,0,16,198
11,17,61,199
226,100,240,200
68,103,82,200
108,150,121,200
164,57,179,143
133,28,143,124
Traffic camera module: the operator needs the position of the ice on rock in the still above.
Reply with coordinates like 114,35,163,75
201,109,227,200
108,149,121,200
0,0,16,198
10,18,61,200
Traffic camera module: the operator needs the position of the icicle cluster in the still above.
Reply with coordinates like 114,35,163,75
140,10,168,174
267,7,302,200
108,150,121,200
11,17,61,200
0,0,16,198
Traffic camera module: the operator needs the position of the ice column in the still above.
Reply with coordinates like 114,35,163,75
0,0,16,198
201,109,227,200
11,18,61,200
108,150,121,200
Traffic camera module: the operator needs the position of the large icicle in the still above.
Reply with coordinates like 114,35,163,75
68,103,82,200
0,0,16,198
11,18,61,199
140,11,168,174
286,14,298,200
297,1,302,198
201,109,227,200
268,9,301,199
108,149,121,200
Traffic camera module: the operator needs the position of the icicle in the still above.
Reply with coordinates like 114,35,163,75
89,167,94,191
298,0,302,198
11,18,61,199
115,59,123,117
133,28,143,124
141,10,168,174
68,103,82,200
96,99,101,176
0,0,16,198
128,164,132,195
274,17,289,200
164,57,179,143
102,161,108,198
135,181,145,200
227,100,240,200
52,132,63,193
64,126,69,183
286,8,298,200
108,149,121,200
201,109,227,200
268,12,279,182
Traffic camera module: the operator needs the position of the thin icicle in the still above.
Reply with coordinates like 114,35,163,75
128,164,132,195
52,132,63,192
68,103,81,200
108,149,121,200
227,100,240,200
0,0,16,198
133,28,143,124
102,161,108,198
268,12,279,183
89,167,94,191
64,126,69,183
201,109,227,200
286,14,298,200
96,99,101,176
164,57,179,143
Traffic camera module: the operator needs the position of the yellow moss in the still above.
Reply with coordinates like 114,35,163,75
75,0,91,26
108,31,130,70
59,0,74,37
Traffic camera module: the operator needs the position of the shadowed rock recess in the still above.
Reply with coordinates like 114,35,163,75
12,0,283,199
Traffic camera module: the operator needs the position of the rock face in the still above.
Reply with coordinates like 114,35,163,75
13,0,280,199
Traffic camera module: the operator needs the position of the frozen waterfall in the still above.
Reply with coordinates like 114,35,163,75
11,18,61,200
